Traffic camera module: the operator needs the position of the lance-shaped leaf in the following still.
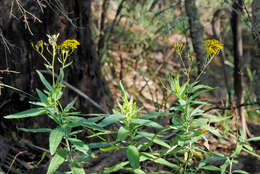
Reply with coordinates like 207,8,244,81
4,108,46,119
47,149,68,174
127,145,140,169
36,70,53,91
49,127,64,155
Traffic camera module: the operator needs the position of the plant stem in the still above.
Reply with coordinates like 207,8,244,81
65,138,73,161
52,45,56,86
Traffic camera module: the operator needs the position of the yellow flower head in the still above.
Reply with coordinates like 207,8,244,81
205,39,223,56
59,40,80,51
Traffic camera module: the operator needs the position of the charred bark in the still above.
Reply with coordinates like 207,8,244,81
184,0,207,74
252,0,260,104
231,0,250,138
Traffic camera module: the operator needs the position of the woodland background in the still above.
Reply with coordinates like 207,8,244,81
0,0,260,173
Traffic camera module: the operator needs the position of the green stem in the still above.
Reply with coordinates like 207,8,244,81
39,53,51,66
52,45,56,86
229,158,233,174
179,54,189,78
65,138,73,161
195,55,214,82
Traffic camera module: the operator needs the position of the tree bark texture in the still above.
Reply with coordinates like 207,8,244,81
252,0,260,103
184,0,207,74
0,0,113,145
231,0,249,137
212,9,232,103
231,0,243,104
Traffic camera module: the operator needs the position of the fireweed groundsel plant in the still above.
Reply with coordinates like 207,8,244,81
4,34,105,174
162,40,259,174
98,82,178,174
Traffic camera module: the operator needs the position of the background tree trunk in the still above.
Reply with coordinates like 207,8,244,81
252,0,260,104
231,0,249,137
184,0,207,74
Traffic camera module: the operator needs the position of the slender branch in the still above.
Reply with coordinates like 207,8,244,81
106,0,127,43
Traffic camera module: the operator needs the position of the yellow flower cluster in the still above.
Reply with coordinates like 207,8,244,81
205,39,223,56
59,40,80,51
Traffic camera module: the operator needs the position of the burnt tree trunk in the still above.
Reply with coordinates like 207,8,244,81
231,0,249,137
0,0,113,145
73,0,114,113
185,0,207,74
252,0,260,104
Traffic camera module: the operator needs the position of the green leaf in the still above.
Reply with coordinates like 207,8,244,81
103,161,129,174
131,118,163,129
190,104,206,117
231,144,243,158
173,74,181,97
85,117,104,123
49,127,64,155
4,108,46,119
36,89,48,104
18,128,51,133
137,131,170,148
117,126,129,141
179,81,189,98
133,168,145,174
247,136,260,142
71,161,85,174
140,152,179,169
200,165,220,171
69,138,90,156
64,98,77,112
30,101,48,107
189,89,211,101
47,149,68,174
243,144,253,151
119,81,127,99
98,112,124,127
220,160,229,174
36,70,53,91
203,126,222,138
66,116,104,130
190,84,213,94
127,145,140,169
239,127,246,140
232,170,249,174
242,147,260,158
58,68,64,84
69,130,83,136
